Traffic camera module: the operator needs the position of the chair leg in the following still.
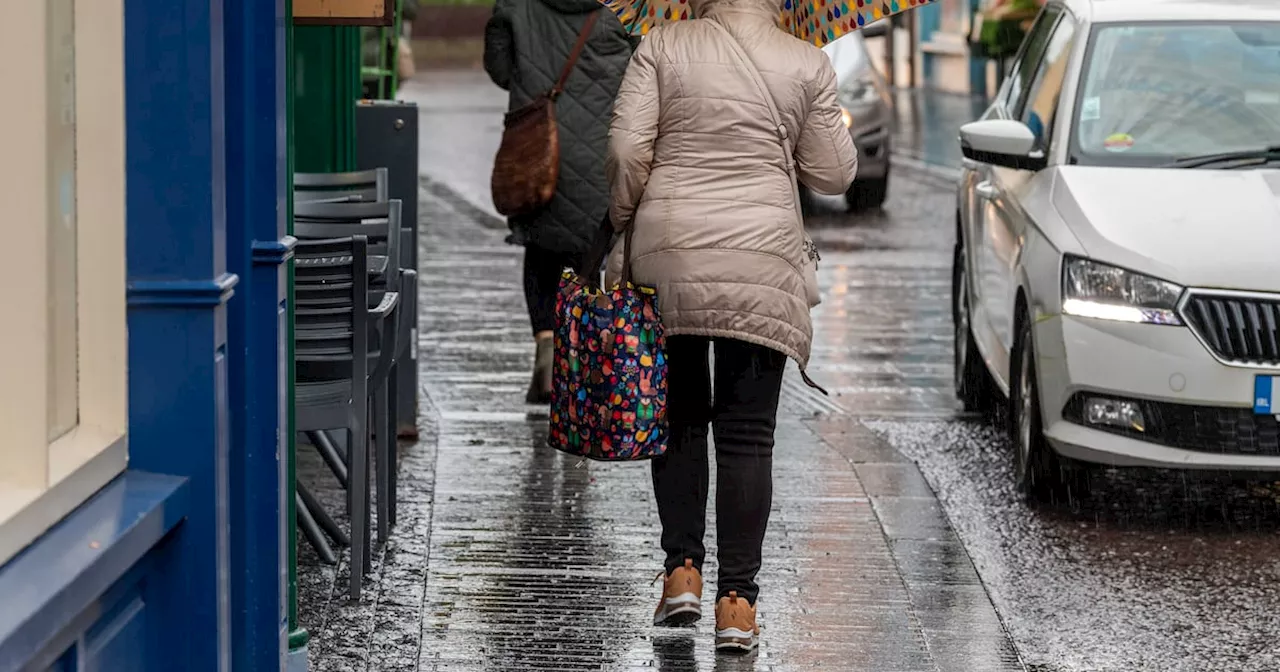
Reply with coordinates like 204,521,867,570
348,421,369,600
363,401,374,575
308,430,349,489
298,480,349,547
385,370,399,529
297,492,337,565
374,380,391,545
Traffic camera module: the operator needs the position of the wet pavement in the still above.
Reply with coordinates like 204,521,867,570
295,70,1280,672
297,158,1021,671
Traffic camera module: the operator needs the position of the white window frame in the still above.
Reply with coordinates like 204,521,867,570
0,0,127,566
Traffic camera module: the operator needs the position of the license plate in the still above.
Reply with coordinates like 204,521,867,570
1254,375,1280,414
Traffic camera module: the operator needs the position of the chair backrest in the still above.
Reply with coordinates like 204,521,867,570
294,199,402,291
295,168,388,203
294,235,372,384
295,199,397,223
294,190,378,205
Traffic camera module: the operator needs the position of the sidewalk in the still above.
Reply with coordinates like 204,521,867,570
292,72,1024,672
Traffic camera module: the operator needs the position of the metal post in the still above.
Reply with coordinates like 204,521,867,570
355,101,420,441
907,12,918,88
884,19,896,88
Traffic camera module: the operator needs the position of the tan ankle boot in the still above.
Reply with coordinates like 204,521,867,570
653,559,702,626
714,591,759,652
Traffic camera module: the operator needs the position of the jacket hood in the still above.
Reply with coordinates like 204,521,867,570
690,0,780,20
537,0,609,15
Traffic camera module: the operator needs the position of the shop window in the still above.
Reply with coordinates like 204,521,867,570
0,0,127,565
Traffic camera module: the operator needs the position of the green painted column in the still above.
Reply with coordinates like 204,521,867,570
294,26,362,172
285,0,307,658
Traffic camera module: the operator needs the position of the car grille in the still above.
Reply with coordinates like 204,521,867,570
1064,394,1280,457
1181,293,1280,366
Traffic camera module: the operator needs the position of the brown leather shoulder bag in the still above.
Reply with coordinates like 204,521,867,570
490,12,599,218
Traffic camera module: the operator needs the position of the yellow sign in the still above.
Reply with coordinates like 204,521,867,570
293,0,393,26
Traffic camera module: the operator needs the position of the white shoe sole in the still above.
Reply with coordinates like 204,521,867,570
714,627,758,652
654,592,702,626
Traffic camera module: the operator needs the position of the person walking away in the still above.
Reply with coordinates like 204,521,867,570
483,0,634,403
606,0,858,652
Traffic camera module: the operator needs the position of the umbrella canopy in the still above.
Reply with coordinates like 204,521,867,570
601,0,935,45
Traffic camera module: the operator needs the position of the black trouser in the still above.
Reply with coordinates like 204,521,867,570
523,246,582,335
653,336,787,605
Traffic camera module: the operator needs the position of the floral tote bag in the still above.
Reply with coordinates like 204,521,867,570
547,220,668,461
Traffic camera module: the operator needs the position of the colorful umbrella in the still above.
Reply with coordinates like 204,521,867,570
600,0,935,45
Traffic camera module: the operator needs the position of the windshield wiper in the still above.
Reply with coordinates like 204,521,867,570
1163,146,1280,169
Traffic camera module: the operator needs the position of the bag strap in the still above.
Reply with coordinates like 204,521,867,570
580,215,616,287
552,12,600,98
579,215,633,291
705,21,806,235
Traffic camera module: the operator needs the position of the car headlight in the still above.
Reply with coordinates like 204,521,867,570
841,78,879,104
840,107,853,129
1061,257,1184,325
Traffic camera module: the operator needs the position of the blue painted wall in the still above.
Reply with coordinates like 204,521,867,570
0,0,289,668
123,0,233,667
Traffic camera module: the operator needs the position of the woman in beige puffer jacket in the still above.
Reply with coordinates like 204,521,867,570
605,0,857,652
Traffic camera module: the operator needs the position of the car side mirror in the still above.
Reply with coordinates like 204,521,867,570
959,119,1048,171
860,21,889,38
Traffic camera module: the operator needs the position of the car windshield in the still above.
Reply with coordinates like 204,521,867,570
1072,22,1280,166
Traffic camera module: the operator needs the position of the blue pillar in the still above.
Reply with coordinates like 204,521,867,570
123,0,235,669
918,1,940,85
224,0,293,668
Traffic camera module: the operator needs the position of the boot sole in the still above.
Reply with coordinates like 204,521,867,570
714,628,758,653
654,593,702,627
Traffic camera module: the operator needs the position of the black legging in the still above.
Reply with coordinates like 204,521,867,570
523,246,583,335
652,336,786,605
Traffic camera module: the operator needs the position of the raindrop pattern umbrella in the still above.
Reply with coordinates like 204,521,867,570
600,0,935,45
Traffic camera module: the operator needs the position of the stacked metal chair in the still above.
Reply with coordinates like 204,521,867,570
293,168,416,599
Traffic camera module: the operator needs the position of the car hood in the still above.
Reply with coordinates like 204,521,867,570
1052,166,1280,292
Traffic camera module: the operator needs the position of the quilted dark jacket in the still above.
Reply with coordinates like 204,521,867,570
484,0,633,255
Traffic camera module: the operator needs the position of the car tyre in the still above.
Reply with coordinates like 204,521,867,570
952,240,993,415
846,174,888,211
1009,311,1090,503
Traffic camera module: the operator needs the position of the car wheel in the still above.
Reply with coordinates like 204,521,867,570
846,174,888,211
1009,310,1090,503
952,240,993,415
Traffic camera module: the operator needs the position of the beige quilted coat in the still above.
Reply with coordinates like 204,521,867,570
605,0,858,367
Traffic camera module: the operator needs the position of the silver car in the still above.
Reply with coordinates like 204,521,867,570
822,24,893,210
953,0,1280,499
